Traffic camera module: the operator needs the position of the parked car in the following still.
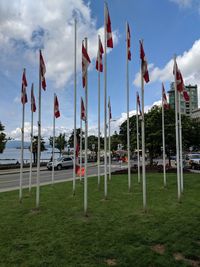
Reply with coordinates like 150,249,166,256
47,156,73,170
185,153,200,169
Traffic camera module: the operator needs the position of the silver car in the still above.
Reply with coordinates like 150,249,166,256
47,156,73,170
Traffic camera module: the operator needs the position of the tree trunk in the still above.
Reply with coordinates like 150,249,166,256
149,153,154,166
33,152,37,164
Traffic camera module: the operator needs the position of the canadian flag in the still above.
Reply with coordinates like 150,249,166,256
96,37,104,72
137,92,142,115
82,42,91,88
173,61,184,93
108,98,112,120
31,84,36,112
127,23,131,61
54,95,60,118
40,50,46,90
81,97,86,121
140,41,149,83
183,89,190,102
21,69,28,104
75,137,85,176
105,4,113,48
162,83,170,110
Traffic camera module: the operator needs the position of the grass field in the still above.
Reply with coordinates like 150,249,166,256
0,173,200,267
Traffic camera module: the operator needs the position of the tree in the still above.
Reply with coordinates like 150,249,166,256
111,131,121,151
49,133,67,156
0,122,7,153
88,135,98,153
68,128,82,148
119,105,200,166
32,136,46,164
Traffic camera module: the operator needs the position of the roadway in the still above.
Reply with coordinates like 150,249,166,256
0,163,126,193
1,160,198,193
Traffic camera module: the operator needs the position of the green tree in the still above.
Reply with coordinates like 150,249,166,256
119,105,200,166
88,135,98,153
0,122,7,153
68,128,82,148
111,131,121,151
49,133,67,156
32,136,46,164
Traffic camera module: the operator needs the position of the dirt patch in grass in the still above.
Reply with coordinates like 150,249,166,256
174,253,200,267
151,244,165,255
105,258,117,266
29,208,41,215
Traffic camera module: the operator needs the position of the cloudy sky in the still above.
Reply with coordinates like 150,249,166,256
0,0,200,141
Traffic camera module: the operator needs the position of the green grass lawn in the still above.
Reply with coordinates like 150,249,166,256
0,173,200,267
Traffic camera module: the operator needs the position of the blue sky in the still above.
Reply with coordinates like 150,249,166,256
0,0,200,141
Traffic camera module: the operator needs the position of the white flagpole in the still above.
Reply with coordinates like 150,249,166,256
136,93,141,184
29,83,34,193
141,40,147,210
162,86,166,187
174,55,181,201
108,97,111,181
19,68,26,202
36,52,41,208
52,93,56,185
80,99,82,181
178,93,184,192
98,35,101,188
104,3,108,199
126,22,131,192
84,37,88,216
73,18,77,195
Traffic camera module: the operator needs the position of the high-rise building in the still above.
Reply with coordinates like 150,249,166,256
168,83,198,116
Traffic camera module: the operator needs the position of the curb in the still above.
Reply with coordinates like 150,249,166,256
0,168,47,176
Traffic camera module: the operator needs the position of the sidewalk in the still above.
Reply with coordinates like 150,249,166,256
0,162,99,176
0,166,47,175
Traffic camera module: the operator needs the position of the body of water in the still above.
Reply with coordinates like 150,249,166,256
0,147,61,164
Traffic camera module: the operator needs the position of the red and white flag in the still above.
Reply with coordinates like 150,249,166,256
96,37,104,72
75,137,80,174
105,4,113,48
75,138,85,176
140,41,149,83
40,50,46,90
31,84,36,112
173,61,184,93
81,97,86,121
183,89,190,102
108,98,112,120
137,92,142,115
127,23,131,61
21,69,28,104
162,83,170,110
82,42,91,88
54,95,60,118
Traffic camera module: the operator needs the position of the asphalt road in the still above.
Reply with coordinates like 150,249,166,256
0,163,126,193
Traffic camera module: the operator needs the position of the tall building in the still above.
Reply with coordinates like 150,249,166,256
191,108,200,122
168,83,198,116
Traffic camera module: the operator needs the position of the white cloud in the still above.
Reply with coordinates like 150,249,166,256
107,100,162,134
14,96,20,103
9,98,163,140
0,0,118,88
8,122,72,141
170,0,200,15
170,0,193,8
133,39,200,106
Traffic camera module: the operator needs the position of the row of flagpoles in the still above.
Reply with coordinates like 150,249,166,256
19,3,190,212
